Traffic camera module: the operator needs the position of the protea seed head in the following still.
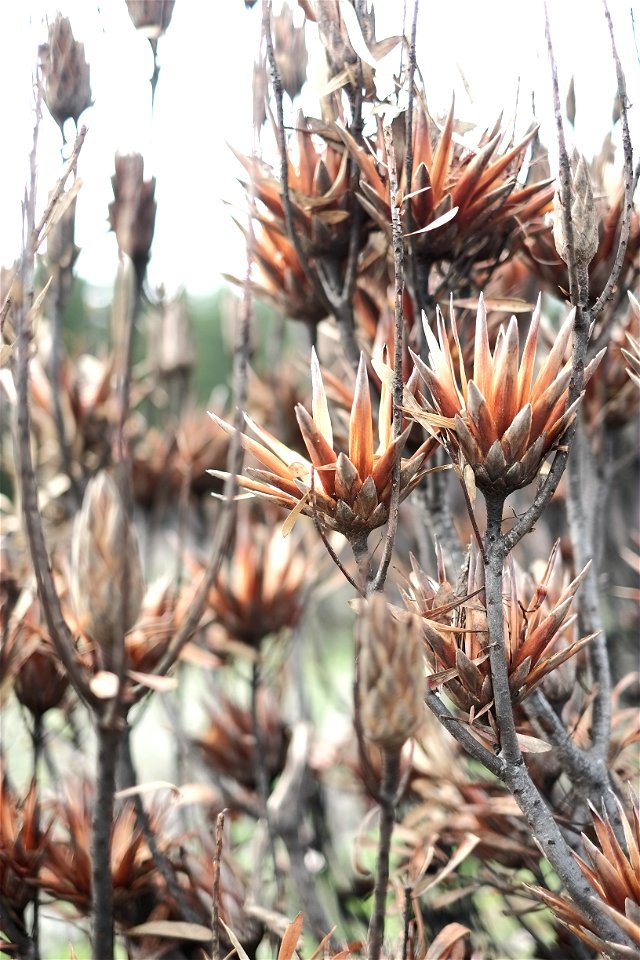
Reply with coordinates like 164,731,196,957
70,471,144,670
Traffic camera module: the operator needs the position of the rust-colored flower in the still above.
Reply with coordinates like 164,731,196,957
209,349,437,544
197,509,312,648
0,771,54,923
405,542,592,724
40,15,92,133
408,295,603,495
109,153,157,285
5,589,69,717
232,112,361,325
583,291,640,430
39,781,164,927
194,688,289,791
340,102,553,266
533,791,640,956
357,594,425,752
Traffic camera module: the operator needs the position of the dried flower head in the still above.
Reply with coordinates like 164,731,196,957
209,349,437,544
199,509,312,648
553,153,599,266
408,295,602,495
40,15,92,133
357,594,425,752
6,589,69,717
194,688,289,792
339,103,553,266
125,0,176,39
405,542,592,723
40,781,164,927
70,471,145,671
0,770,54,921
108,153,157,285
533,790,640,956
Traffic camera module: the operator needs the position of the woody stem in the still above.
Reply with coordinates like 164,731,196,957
367,748,400,960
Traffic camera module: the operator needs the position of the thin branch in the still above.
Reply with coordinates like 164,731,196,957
372,125,405,592
592,0,635,322
91,722,121,959
483,495,521,765
16,87,95,707
367,749,401,960
566,421,612,759
423,690,503,778
211,808,226,960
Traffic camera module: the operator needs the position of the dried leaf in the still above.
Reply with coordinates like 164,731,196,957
403,206,459,237
127,669,177,691
220,918,252,960
125,920,212,942
277,912,304,960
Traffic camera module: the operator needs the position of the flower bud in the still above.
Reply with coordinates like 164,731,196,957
108,154,157,286
358,595,425,752
70,472,144,670
553,154,598,266
40,15,92,133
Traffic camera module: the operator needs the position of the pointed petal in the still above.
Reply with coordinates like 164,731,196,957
294,404,337,496
491,315,521,435
531,308,575,405
349,353,373,480
472,294,492,398
518,294,542,407
310,347,333,448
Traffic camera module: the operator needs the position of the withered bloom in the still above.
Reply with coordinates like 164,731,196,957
0,770,54,925
195,689,289,791
70,471,144,671
405,542,592,722
40,15,92,133
125,0,176,38
209,349,437,545
533,791,640,956
408,295,603,495
358,594,425,752
339,101,553,266
7,590,69,717
232,113,359,324
108,153,157,286
199,509,311,648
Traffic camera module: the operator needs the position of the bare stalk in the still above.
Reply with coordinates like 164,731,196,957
91,720,121,959
16,95,95,707
211,809,226,960
367,749,401,960
372,125,405,592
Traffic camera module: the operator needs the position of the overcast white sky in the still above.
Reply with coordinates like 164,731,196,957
1,1,637,297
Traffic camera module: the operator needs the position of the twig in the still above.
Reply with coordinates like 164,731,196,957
91,721,121,959
367,749,400,960
211,808,227,960
372,125,405,592
592,0,635,323
483,496,521,764
16,81,95,708
566,422,612,760
30,713,43,960
423,690,504,778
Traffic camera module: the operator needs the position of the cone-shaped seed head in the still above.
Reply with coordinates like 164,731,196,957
358,595,425,751
40,15,92,132
553,154,598,266
70,471,144,668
